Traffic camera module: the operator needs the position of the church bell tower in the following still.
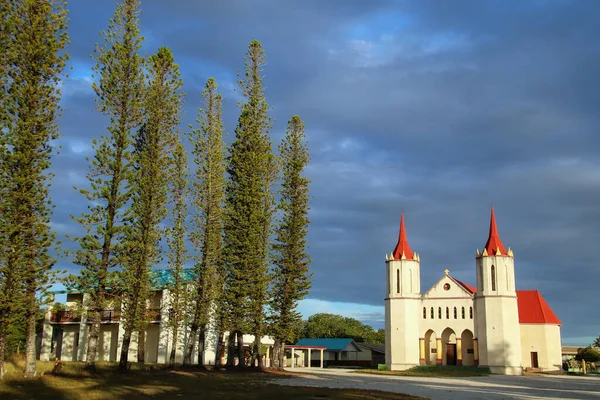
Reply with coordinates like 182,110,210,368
385,214,421,370
474,207,523,375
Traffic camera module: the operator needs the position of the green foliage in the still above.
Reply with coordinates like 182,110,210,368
0,0,69,377
187,77,226,344
575,347,600,363
269,115,312,346
120,46,183,352
165,138,190,365
592,336,600,348
302,313,384,344
67,0,145,369
223,40,276,362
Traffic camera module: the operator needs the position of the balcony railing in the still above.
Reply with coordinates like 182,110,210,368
50,308,160,323
100,309,121,322
147,308,161,321
50,310,81,323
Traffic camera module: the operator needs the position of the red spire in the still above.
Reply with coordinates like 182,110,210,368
483,206,508,256
392,213,414,260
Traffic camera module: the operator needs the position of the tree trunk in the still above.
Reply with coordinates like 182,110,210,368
119,329,132,371
182,324,198,367
197,324,206,366
0,332,5,380
168,324,179,368
85,309,101,371
137,329,145,364
272,338,282,370
23,292,37,377
226,330,235,367
253,335,262,368
236,330,244,367
215,331,224,367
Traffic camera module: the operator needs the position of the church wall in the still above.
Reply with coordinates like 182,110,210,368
519,324,562,371
475,295,522,374
386,297,420,370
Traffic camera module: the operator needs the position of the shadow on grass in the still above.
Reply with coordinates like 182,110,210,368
1,360,423,400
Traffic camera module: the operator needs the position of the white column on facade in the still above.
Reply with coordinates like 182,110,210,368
307,348,312,368
39,296,55,361
116,299,126,358
77,293,89,361
320,349,324,368
157,289,170,364
290,347,295,368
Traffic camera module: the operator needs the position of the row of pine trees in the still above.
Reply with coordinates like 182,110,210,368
0,0,312,378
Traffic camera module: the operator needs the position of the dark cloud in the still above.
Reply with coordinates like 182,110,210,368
52,0,600,344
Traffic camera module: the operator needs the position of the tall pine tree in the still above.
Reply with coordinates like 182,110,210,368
223,40,276,368
166,138,190,368
184,77,226,367
0,0,69,377
69,0,144,371
0,2,15,379
119,47,184,370
269,115,312,369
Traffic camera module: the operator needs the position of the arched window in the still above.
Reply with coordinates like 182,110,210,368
491,265,496,291
446,307,449,319
453,306,457,319
438,307,442,319
469,306,473,319
423,307,427,319
396,269,400,293
431,307,434,319
461,307,465,319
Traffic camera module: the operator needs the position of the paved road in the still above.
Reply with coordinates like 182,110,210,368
272,368,600,399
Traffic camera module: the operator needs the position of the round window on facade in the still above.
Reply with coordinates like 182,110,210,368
443,283,451,291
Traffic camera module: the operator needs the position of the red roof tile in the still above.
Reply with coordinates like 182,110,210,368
455,279,477,294
392,213,413,260
516,290,562,325
483,207,508,256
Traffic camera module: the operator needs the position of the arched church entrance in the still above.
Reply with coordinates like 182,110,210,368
423,329,437,365
441,328,457,365
461,329,474,366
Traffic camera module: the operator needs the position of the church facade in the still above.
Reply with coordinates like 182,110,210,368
384,208,562,375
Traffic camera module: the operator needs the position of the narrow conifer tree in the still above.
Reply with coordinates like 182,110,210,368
68,0,144,371
0,1,14,380
184,78,226,367
166,138,190,368
270,116,312,369
223,40,276,368
0,0,69,377
119,47,184,370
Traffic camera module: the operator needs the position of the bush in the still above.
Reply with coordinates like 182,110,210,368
377,364,387,371
575,347,600,363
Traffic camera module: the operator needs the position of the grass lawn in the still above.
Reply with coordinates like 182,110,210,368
0,358,424,400
352,365,491,377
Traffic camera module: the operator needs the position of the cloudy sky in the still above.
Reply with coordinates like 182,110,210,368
52,0,600,346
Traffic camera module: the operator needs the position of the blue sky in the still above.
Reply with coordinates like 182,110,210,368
50,0,600,346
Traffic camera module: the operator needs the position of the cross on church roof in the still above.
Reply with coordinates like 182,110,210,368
444,269,450,275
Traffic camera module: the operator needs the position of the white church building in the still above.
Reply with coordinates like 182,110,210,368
385,208,562,375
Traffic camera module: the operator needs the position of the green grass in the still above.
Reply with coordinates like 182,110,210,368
0,357,425,399
352,365,491,377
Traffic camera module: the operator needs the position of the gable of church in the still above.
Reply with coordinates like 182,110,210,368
423,274,474,299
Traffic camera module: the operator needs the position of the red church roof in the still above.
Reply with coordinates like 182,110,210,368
483,207,508,256
455,279,477,294
451,282,561,325
516,290,562,325
392,213,413,260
